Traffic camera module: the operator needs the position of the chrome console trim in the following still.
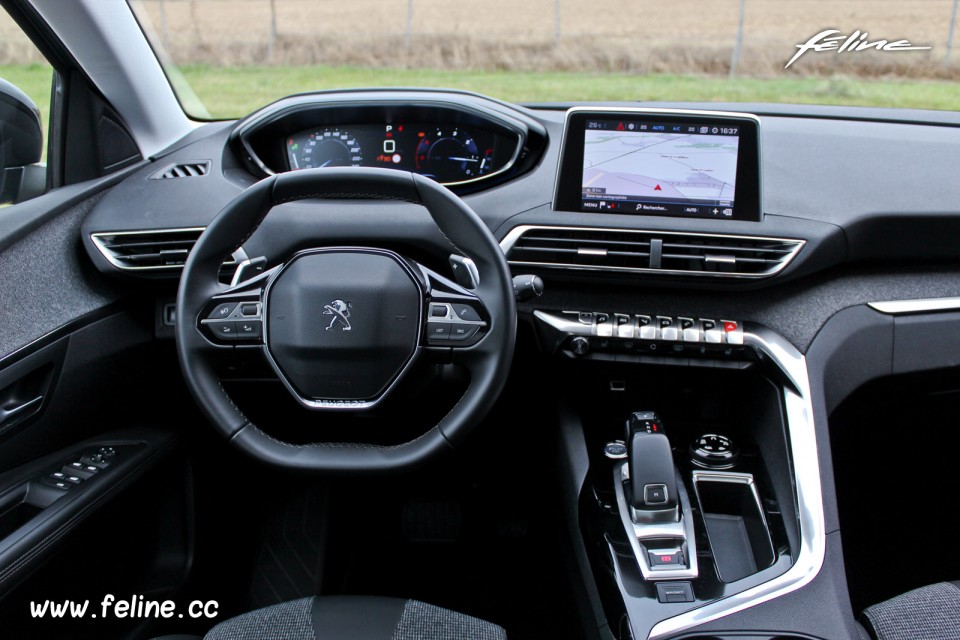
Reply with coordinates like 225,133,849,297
613,462,699,581
869,297,960,315
648,323,826,639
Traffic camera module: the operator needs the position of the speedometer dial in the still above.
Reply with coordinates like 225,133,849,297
415,128,486,183
287,128,363,170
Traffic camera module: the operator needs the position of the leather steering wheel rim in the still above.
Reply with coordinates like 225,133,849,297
175,168,516,473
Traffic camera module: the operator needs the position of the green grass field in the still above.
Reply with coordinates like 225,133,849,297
3,63,959,125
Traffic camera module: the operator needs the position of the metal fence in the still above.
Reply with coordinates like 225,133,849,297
3,0,959,75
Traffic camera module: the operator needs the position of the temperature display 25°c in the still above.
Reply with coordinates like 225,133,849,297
287,128,363,169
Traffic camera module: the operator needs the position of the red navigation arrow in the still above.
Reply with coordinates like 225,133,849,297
654,184,662,191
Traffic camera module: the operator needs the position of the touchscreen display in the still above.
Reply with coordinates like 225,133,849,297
581,119,741,218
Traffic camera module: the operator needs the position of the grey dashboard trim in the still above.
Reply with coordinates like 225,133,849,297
647,323,826,639
499,224,805,279
868,297,960,315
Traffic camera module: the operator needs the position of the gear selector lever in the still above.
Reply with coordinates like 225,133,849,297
612,411,699,580
626,411,679,520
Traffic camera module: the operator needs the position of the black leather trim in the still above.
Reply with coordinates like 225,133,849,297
312,596,407,640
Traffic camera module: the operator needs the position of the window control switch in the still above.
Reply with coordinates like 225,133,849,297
79,455,109,469
63,462,96,479
41,476,73,491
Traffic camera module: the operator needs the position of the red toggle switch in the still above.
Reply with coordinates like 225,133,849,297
723,321,738,333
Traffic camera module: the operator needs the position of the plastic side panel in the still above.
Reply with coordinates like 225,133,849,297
557,408,616,640
807,306,895,418
804,304,893,544
892,312,960,374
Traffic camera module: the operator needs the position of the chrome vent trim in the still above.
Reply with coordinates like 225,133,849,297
500,225,804,279
150,160,211,180
91,228,243,280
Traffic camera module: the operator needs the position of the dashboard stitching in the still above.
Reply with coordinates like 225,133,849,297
273,193,422,206
216,379,251,424
244,421,438,451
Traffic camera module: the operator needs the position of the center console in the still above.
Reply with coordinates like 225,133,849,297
538,310,825,639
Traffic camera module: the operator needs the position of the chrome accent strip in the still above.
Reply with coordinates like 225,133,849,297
91,227,244,273
552,106,764,219
91,227,205,271
868,297,960,315
260,247,423,412
613,461,699,581
648,323,826,639
532,309,590,335
499,225,805,280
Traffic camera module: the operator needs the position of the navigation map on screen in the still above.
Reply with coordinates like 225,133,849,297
581,120,740,217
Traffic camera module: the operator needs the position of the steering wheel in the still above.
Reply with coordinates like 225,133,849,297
175,168,516,473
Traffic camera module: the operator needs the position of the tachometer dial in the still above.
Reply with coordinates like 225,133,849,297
288,128,363,170
415,128,485,182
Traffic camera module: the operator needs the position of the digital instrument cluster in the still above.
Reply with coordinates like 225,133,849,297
285,124,501,184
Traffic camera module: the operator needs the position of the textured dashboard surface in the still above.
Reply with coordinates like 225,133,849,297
0,193,117,360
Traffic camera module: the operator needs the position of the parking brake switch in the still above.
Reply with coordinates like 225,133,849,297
627,412,679,523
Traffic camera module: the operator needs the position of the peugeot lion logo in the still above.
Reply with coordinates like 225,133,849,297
323,299,352,331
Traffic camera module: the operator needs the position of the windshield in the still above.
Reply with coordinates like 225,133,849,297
128,0,958,119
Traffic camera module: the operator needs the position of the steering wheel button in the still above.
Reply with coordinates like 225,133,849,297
240,303,260,317
428,323,452,341
451,304,481,322
237,320,262,338
210,321,238,340
208,303,237,320
449,324,479,341
430,303,450,318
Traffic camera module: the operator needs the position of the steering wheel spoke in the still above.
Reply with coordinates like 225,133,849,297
196,266,277,347
420,264,490,348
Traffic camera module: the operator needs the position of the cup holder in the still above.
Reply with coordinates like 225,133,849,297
692,471,775,583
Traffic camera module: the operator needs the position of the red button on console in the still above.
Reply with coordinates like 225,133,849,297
723,321,738,333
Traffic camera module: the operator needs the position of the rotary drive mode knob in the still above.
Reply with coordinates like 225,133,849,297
690,434,740,469
570,336,590,356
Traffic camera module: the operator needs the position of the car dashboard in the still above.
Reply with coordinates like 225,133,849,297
73,88,960,640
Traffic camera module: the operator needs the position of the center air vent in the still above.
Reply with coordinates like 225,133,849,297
500,225,804,279
90,228,242,282
150,161,211,180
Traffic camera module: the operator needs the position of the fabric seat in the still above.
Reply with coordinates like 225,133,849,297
862,582,960,640
202,596,507,640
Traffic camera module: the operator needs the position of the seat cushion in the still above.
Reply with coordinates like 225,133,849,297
862,582,960,640
204,595,506,640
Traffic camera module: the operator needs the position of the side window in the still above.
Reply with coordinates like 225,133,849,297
0,7,53,205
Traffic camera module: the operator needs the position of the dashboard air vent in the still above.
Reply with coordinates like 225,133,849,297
501,225,804,279
150,161,211,180
90,228,241,281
